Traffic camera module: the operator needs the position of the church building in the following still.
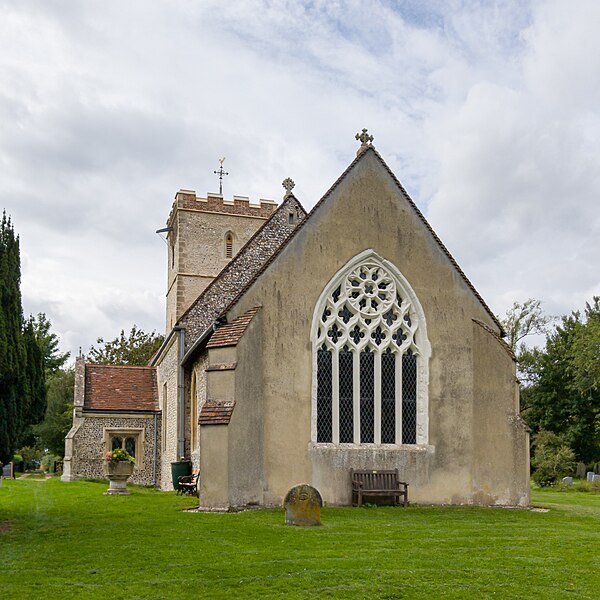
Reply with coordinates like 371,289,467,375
62,132,530,507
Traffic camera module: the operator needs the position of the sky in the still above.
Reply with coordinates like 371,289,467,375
1,0,599,362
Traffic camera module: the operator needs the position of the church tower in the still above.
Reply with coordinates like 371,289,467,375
165,190,277,330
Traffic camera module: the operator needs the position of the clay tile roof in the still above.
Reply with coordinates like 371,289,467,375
199,401,235,425
206,307,260,348
84,364,159,411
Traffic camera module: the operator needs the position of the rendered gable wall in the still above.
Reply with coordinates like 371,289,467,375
221,149,529,506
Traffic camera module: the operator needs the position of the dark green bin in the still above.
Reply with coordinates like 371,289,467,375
171,460,192,491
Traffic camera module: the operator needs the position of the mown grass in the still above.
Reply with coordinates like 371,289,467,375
0,478,599,599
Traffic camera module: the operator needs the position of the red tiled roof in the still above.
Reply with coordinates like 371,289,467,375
84,364,159,411
206,307,260,348
199,401,235,425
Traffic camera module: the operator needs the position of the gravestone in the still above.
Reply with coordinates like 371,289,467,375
593,475,600,483
576,463,587,479
586,472,595,482
562,476,573,485
284,484,323,526
594,463,600,475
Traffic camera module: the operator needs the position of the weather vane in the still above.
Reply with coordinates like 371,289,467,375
214,157,229,195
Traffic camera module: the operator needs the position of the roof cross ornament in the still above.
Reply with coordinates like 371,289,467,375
214,157,229,196
282,177,295,198
355,128,374,155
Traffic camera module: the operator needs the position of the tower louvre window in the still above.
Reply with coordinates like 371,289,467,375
225,233,234,259
312,253,429,445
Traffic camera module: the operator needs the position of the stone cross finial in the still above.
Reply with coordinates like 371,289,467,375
282,177,295,197
355,128,374,155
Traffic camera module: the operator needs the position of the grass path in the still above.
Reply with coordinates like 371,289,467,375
0,478,599,599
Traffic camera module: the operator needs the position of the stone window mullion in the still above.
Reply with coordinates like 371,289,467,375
352,350,360,443
331,347,340,444
374,348,382,444
395,352,403,444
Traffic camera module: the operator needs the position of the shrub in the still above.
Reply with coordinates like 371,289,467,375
532,430,576,487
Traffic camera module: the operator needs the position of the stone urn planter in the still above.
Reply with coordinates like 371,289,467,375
104,461,134,496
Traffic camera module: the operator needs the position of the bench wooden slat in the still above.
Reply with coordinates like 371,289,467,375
350,469,408,507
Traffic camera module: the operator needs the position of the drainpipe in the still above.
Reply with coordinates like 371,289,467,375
174,326,186,459
152,412,158,486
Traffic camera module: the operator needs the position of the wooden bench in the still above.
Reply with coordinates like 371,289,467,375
351,469,409,507
177,470,199,497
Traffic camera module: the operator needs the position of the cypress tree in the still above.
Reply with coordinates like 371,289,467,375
0,211,25,463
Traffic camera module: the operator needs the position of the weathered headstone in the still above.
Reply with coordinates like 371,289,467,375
594,463,600,475
284,484,323,526
562,476,573,486
586,472,595,482
576,463,587,479
593,474,600,483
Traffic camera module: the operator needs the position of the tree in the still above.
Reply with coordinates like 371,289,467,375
18,317,47,447
0,212,25,463
523,303,600,464
87,325,164,366
30,312,70,375
34,369,74,456
531,430,576,487
571,297,600,395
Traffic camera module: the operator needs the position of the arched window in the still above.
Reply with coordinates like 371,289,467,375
190,371,198,452
225,232,234,259
312,250,430,445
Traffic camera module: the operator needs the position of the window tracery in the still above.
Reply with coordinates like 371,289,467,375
312,253,429,445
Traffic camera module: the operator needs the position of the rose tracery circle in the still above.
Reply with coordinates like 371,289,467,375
344,264,396,316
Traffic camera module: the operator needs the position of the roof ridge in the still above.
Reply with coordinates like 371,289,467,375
177,194,307,325
220,146,504,335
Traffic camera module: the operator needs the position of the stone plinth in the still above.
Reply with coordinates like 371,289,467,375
104,461,134,495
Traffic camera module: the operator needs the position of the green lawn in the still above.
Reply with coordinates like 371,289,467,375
0,478,599,599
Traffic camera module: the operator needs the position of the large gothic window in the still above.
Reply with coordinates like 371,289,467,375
312,251,429,445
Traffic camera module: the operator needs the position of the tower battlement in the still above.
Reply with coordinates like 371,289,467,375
167,190,277,227
165,189,277,330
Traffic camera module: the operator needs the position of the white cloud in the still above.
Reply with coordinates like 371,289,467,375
1,0,598,358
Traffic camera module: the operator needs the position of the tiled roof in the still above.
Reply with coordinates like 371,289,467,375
206,307,260,348
220,146,505,335
199,401,235,425
83,364,159,412
178,195,306,354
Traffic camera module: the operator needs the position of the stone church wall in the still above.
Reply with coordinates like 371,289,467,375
156,336,180,490
224,150,529,507
71,413,160,486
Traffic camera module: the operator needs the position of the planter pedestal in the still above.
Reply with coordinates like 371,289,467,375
104,462,134,495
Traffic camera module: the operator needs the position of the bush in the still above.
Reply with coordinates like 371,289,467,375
41,453,62,473
532,430,576,487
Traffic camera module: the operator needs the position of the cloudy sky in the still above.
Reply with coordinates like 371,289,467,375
1,0,599,361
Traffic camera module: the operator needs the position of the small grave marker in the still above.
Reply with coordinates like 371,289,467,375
586,472,595,482
562,476,573,485
284,484,323,526
576,463,587,479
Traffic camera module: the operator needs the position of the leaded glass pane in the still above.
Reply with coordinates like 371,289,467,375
402,353,417,444
381,352,396,444
125,436,136,457
316,349,332,443
360,351,374,443
111,436,122,451
338,349,353,443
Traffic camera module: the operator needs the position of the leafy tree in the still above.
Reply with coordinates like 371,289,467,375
34,369,74,456
87,325,164,366
18,317,47,447
30,312,70,375
531,430,576,487
571,298,600,395
523,302,600,464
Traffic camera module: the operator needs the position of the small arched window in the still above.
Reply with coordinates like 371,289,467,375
312,251,430,446
225,232,234,259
